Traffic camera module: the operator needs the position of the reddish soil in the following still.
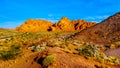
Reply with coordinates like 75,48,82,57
74,12,120,45
105,48,120,59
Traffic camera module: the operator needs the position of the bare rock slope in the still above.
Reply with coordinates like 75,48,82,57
74,12,120,45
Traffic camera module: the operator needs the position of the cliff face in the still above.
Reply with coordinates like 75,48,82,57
16,17,96,32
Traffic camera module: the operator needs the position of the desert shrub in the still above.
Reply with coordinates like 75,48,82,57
0,45,21,60
110,44,116,49
77,48,92,56
54,32,59,36
76,44,119,65
106,56,119,65
62,39,67,46
35,46,45,52
76,45,99,57
96,52,120,65
42,55,55,66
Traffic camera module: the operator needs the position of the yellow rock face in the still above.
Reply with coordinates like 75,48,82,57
50,17,75,31
16,19,53,32
16,17,96,32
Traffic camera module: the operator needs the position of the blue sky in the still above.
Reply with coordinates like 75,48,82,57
0,0,120,28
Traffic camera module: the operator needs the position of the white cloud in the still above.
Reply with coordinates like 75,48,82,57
84,15,109,20
90,20,102,23
85,17,96,20
83,15,109,23
96,15,109,19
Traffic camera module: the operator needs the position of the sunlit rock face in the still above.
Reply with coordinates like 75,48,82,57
16,19,53,32
16,17,96,32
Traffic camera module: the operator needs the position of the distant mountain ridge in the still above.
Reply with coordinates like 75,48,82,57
16,17,96,32
74,12,120,45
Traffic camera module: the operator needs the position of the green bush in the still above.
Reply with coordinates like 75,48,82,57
76,45,98,57
0,45,21,60
42,55,55,66
76,44,120,65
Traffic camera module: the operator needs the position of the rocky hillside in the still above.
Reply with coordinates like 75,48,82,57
16,17,96,32
74,12,120,45
1,14,120,68
16,19,53,32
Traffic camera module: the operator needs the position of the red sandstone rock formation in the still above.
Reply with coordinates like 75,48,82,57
16,17,96,32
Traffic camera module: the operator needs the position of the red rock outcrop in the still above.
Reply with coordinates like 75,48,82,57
16,19,52,32
71,20,96,31
16,17,96,32
49,17,75,31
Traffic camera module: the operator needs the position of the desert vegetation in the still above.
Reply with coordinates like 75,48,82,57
0,12,120,68
42,55,56,66
0,30,68,61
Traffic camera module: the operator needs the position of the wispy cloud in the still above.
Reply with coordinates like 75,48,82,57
84,15,109,20
84,15,109,23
